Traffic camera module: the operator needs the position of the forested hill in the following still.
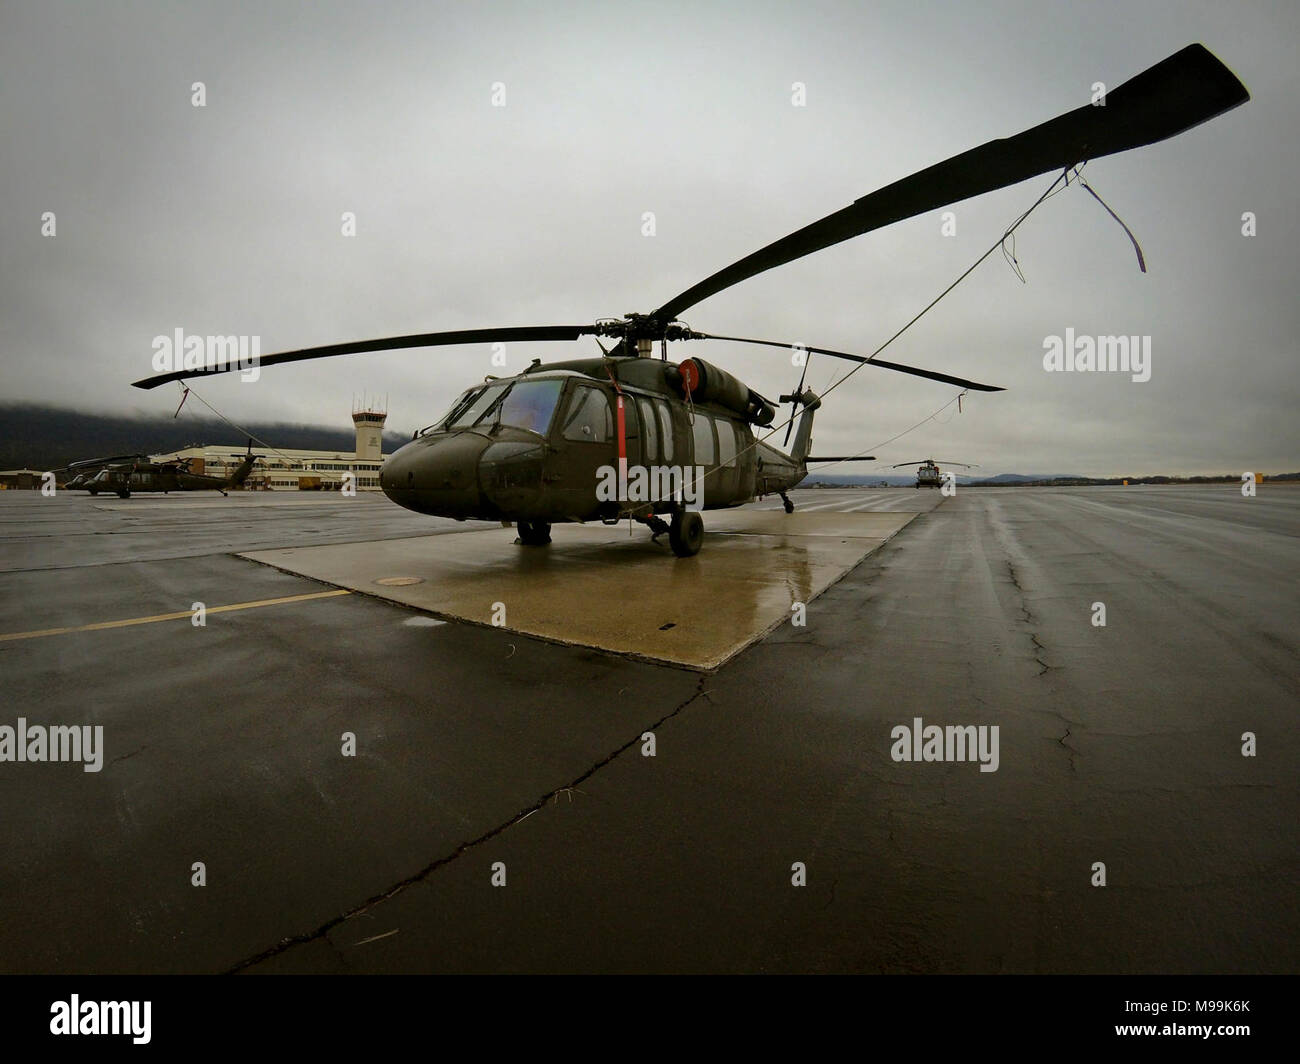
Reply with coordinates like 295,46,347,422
0,403,412,471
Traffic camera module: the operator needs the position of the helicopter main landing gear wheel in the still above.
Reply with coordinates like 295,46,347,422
668,510,703,557
779,491,795,514
515,519,551,546
117,490,131,499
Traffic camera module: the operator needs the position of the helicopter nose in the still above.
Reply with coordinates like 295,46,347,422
380,434,490,517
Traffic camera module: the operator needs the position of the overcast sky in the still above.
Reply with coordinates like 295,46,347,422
2,0,1296,476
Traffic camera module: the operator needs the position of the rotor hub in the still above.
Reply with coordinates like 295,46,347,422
591,314,700,344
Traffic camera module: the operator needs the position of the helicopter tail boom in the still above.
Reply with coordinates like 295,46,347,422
225,441,260,488
782,389,822,467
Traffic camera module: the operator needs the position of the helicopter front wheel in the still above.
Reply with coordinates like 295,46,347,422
117,490,131,499
669,510,703,558
515,519,551,546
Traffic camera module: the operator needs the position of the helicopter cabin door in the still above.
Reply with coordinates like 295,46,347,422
549,380,630,521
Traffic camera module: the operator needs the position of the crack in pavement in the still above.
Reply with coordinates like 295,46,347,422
1028,632,1053,676
1006,544,1079,772
1056,727,1078,774
1005,560,1055,676
1038,707,1081,773
108,744,149,766
224,674,711,974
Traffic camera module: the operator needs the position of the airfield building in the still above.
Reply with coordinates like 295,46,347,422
151,406,390,491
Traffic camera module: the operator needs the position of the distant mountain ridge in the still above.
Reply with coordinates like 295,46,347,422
976,473,1073,484
0,402,412,471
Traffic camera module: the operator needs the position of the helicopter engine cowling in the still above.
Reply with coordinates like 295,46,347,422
674,357,775,425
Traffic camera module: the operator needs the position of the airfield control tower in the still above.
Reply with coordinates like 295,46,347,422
352,400,387,462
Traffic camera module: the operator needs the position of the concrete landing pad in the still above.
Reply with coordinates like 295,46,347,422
240,509,917,670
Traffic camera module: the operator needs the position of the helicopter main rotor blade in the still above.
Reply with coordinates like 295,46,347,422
652,44,1247,321
891,460,976,468
131,325,595,390
693,333,1004,392
67,453,150,469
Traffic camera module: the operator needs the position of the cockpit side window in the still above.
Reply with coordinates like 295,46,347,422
561,385,614,443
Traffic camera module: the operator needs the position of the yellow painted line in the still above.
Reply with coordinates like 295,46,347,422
0,589,352,643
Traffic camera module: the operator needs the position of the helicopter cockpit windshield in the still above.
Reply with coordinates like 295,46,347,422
489,379,563,436
416,387,482,436
445,382,508,430
421,378,565,437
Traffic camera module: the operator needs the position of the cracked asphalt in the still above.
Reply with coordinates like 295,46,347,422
1,484,1296,973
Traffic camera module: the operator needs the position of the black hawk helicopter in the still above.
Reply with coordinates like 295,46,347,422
63,442,260,498
893,460,976,489
133,43,1247,556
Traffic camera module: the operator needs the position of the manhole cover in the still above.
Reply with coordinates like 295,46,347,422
375,576,423,586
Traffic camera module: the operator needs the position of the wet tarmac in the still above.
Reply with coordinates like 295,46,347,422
240,508,920,669
0,484,1296,973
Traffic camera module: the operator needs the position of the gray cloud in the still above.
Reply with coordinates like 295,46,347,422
3,0,1296,475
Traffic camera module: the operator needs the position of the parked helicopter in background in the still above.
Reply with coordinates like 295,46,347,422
57,453,159,493
132,44,1248,556
63,442,260,498
893,459,976,489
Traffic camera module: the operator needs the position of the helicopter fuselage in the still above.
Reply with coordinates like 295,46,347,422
76,451,258,498
379,356,811,525
84,467,222,495
915,462,942,488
